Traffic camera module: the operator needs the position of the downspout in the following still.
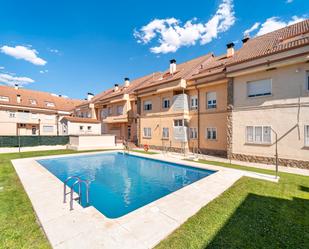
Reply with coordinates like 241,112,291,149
196,85,200,150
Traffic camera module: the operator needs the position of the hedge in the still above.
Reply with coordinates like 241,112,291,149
0,136,69,147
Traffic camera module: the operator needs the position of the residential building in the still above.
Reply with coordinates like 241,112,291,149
135,54,215,152
93,74,159,143
226,19,309,167
60,116,101,135
0,85,84,136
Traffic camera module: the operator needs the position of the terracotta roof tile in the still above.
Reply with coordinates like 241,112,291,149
61,116,101,123
0,85,84,112
227,19,309,65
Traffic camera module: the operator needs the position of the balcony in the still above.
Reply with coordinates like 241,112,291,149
172,94,189,112
102,114,128,124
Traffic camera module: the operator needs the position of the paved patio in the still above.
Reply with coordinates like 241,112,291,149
12,150,278,249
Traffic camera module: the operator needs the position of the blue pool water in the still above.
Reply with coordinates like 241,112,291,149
38,152,215,218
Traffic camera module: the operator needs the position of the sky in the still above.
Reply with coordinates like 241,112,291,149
0,0,308,99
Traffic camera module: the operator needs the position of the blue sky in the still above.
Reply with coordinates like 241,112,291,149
0,0,308,99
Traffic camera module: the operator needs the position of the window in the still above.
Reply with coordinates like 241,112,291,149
0,96,9,102
80,126,84,131
29,99,37,105
108,107,112,115
190,96,198,109
174,119,183,127
162,98,170,109
87,126,92,131
9,112,16,118
117,105,123,115
206,92,217,109
305,125,309,147
247,79,272,97
206,128,217,140
246,126,271,144
43,125,54,132
45,101,55,107
189,128,198,139
144,100,152,111
162,127,169,139
143,127,151,138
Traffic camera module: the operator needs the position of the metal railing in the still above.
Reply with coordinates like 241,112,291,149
63,176,90,210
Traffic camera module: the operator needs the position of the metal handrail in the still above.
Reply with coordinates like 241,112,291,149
64,176,90,211
63,176,80,203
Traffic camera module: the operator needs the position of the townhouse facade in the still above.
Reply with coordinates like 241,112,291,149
0,85,84,136
225,20,309,167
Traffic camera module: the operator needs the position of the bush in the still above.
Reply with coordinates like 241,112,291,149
0,136,69,147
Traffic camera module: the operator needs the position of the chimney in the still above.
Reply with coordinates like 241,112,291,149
226,42,235,58
87,92,94,101
242,36,250,45
124,77,130,87
17,94,21,103
14,84,19,90
114,84,119,92
169,59,177,75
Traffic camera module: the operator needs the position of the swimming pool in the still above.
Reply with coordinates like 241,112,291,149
38,152,215,218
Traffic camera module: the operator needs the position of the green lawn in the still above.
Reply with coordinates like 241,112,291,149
0,150,308,249
156,160,309,249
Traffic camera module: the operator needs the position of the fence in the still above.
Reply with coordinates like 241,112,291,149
0,136,69,147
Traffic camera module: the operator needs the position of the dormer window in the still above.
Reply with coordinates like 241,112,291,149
29,99,37,105
45,101,55,107
0,96,9,102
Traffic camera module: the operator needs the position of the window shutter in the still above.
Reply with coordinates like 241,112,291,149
247,79,271,97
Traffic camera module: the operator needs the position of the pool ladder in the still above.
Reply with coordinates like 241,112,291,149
63,176,89,210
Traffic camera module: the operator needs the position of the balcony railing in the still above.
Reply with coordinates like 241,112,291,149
102,114,128,124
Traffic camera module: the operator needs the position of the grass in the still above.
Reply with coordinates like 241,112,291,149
156,160,309,249
0,149,308,248
0,149,106,249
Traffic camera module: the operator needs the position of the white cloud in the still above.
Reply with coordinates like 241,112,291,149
0,45,47,66
243,22,260,37
0,73,34,86
39,69,49,74
49,48,59,53
255,16,305,36
286,0,293,3
134,0,235,54
0,66,4,70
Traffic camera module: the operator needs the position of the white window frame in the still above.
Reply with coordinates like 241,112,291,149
29,99,37,105
206,127,217,140
45,101,55,107
0,96,9,102
162,127,169,139
305,125,309,147
206,92,217,109
246,125,272,144
247,79,272,98
189,127,198,139
162,98,170,109
143,127,151,138
190,96,198,110
8,111,16,118
143,100,152,111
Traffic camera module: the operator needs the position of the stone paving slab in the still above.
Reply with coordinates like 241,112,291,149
12,150,277,249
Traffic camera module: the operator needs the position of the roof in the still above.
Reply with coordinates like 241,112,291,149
227,19,309,66
189,54,231,80
135,53,213,91
61,116,101,123
0,85,84,112
92,72,161,103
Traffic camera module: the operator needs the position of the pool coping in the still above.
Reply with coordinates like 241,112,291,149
12,150,278,249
